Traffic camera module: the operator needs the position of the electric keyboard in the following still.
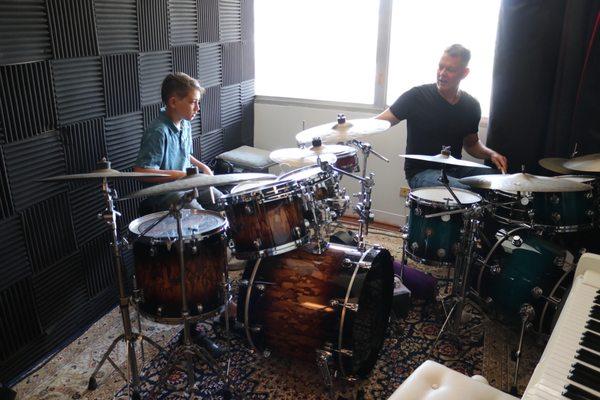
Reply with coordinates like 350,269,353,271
523,252,600,400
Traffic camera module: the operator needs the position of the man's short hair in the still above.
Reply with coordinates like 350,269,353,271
161,72,205,104
444,44,471,67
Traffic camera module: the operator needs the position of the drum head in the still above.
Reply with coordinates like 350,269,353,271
411,186,481,206
278,166,325,183
129,209,226,240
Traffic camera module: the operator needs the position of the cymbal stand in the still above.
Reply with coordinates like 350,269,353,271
153,190,235,398
88,174,164,399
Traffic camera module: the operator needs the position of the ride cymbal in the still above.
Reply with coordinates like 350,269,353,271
124,173,276,198
295,118,391,145
459,173,592,192
538,157,573,174
39,168,169,181
563,153,600,173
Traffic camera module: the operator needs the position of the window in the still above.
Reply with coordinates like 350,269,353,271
387,0,501,117
255,0,501,116
254,0,379,104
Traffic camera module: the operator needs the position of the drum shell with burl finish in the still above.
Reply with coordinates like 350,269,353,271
405,187,481,265
237,243,394,379
128,210,228,323
219,180,309,259
334,147,359,173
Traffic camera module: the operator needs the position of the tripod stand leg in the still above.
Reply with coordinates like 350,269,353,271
428,302,457,357
88,333,126,389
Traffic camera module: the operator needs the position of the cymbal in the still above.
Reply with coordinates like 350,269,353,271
295,118,391,145
563,153,600,173
39,168,169,181
398,153,491,169
269,147,337,167
124,173,276,198
538,157,573,174
459,173,592,192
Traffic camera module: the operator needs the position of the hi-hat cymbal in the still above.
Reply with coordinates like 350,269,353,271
124,173,276,198
563,153,600,173
295,118,391,145
269,147,337,167
39,168,169,181
398,153,491,169
538,157,573,174
459,173,592,192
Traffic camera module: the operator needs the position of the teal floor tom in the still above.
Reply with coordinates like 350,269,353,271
405,187,481,265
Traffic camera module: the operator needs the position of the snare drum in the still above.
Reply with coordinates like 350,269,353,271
278,166,349,221
405,187,481,265
128,209,227,323
238,243,394,379
219,180,309,259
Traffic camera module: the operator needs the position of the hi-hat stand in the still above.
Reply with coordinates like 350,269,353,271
152,190,236,398
88,160,164,399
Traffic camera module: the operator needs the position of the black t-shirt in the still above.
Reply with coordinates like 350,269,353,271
390,83,481,179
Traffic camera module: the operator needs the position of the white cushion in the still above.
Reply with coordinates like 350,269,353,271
387,360,518,400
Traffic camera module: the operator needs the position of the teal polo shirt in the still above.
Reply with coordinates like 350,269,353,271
135,109,193,171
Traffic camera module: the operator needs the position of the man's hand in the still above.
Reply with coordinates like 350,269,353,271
490,151,508,173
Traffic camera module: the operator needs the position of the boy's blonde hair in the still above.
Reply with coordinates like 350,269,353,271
161,72,205,104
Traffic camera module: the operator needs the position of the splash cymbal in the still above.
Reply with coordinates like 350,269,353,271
459,173,592,192
124,173,276,198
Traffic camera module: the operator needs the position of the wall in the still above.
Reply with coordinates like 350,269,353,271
0,0,254,384
254,101,488,226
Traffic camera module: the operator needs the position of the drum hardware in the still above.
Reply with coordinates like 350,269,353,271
510,303,535,396
151,190,236,398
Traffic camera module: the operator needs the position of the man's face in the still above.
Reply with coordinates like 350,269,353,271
172,89,201,121
436,53,469,92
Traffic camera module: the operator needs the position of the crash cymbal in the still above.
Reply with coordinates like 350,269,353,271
124,173,276,198
39,168,169,181
269,147,337,167
459,173,592,192
563,153,600,173
538,157,573,174
295,118,391,145
398,153,491,169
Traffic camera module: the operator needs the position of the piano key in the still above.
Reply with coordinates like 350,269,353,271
587,319,600,334
563,383,600,400
569,363,600,392
591,305,600,321
581,331,600,353
576,348,600,370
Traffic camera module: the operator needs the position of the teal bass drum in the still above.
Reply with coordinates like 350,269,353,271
473,230,571,330
405,187,481,265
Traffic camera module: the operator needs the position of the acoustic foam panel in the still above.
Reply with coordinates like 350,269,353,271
0,61,56,143
138,0,169,52
69,183,106,245
0,216,31,292
0,0,52,65
200,86,221,134
142,103,163,130
81,232,115,299
95,0,139,54
198,0,219,43
52,57,106,126
222,41,242,86
3,131,66,212
200,129,223,162
0,149,13,219
60,118,107,175
172,44,198,79
198,43,222,88
102,53,141,117
242,40,255,81
221,83,241,127
219,0,241,42
169,0,198,46
104,111,144,171
241,0,254,41
139,51,172,106
46,0,98,59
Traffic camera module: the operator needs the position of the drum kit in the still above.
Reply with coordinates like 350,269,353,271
39,115,395,398
400,150,600,394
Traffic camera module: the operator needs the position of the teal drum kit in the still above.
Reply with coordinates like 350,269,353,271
400,149,600,390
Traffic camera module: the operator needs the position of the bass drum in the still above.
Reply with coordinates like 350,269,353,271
237,243,394,379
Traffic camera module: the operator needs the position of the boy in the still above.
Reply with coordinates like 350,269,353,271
134,72,222,215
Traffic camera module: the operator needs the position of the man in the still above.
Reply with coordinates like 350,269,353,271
134,72,222,215
376,44,508,189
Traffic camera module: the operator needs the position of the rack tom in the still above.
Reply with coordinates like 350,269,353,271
128,210,227,323
405,187,481,265
220,180,309,259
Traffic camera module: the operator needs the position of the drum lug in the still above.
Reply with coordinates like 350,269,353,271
244,204,254,215
342,258,371,270
511,235,523,247
330,299,359,312
414,207,422,216
549,194,560,205
551,212,561,223
253,238,263,250
238,279,249,287
585,192,593,199
149,246,156,257
316,349,333,389
333,348,353,358
553,256,565,267
196,304,203,313
165,239,173,251
293,226,303,239
156,306,163,317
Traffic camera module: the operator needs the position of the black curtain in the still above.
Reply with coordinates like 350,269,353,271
486,0,600,175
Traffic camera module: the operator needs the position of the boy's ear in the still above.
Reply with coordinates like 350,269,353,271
166,96,177,107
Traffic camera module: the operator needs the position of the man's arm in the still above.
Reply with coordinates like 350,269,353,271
374,108,401,126
190,155,214,175
463,133,508,172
